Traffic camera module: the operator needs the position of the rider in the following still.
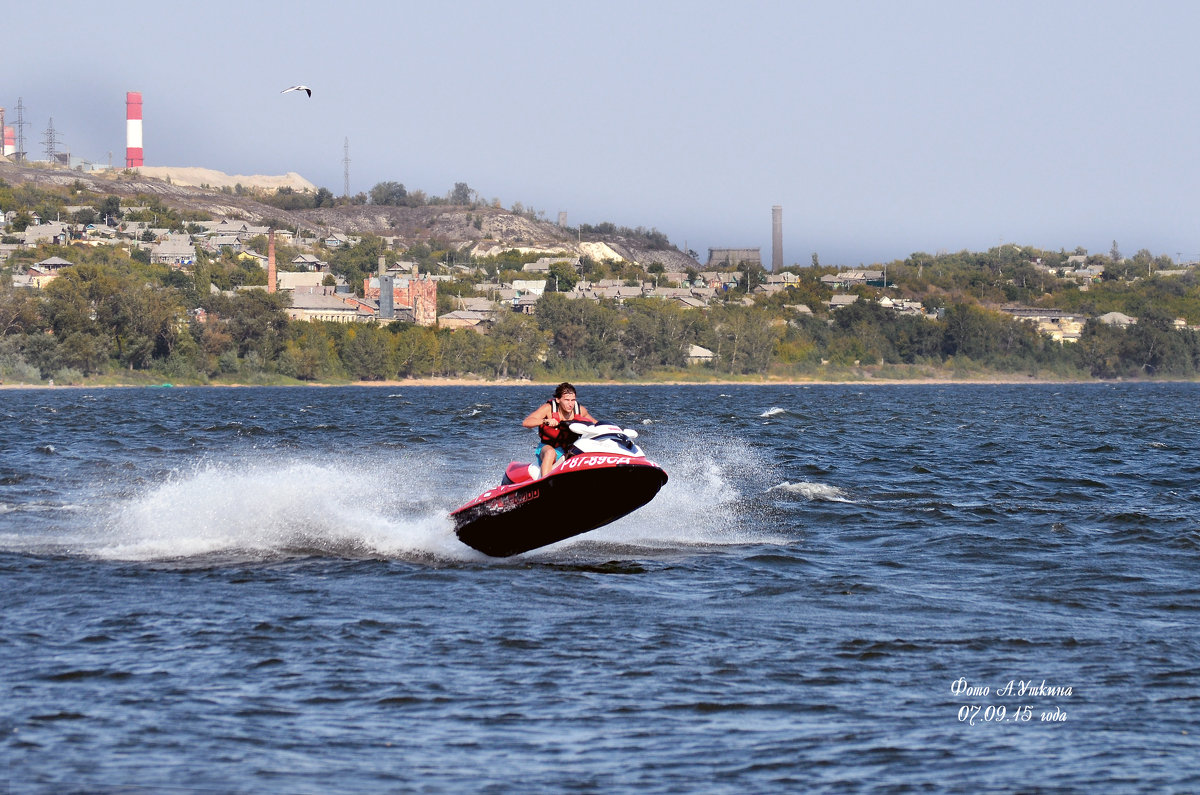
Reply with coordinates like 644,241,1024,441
522,382,596,477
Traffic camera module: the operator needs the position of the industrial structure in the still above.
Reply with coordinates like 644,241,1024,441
363,268,438,326
771,205,783,271
125,91,143,168
0,105,13,158
267,230,277,293
706,247,762,269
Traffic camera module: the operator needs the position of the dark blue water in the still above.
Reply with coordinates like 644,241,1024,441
2,384,1198,793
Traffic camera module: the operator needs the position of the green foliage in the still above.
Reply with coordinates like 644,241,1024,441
450,182,472,205
369,181,410,207
2,227,1198,384
577,222,673,251
325,235,387,295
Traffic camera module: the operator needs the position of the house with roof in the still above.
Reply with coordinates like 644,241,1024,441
323,233,356,248
512,279,548,296
687,344,715,366
290,254,327,271
513,294,540,315
204,234,244,254
646,287,708,308
1067,265,1105,285
151,235,197,267
83,224,117,241
522,256,579,273
829,294,860,310
285,287,361,323
238,250,269,269
277,272,328,292
438,309,492,330
1001,306,1087,342
22,222,69,245
25,256,74,288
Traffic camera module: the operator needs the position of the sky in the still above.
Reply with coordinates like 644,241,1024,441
5,0,1200,267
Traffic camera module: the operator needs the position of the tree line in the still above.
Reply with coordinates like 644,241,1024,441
4,248,1200,384
4,178,1200,383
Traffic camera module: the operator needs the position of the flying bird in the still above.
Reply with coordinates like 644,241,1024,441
281,85,311,97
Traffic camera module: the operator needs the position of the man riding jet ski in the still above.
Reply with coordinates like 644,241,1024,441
522,382,596,477
450,385,667,557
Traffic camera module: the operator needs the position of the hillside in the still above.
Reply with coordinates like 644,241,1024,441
0,161,700,269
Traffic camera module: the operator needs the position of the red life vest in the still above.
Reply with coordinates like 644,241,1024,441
537,399,577,446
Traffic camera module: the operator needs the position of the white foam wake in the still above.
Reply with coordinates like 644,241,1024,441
549,431,791,554
81,456,477,563
6,430,801,562
769,481,851,502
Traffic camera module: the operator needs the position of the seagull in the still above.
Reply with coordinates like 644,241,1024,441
281,85,311,97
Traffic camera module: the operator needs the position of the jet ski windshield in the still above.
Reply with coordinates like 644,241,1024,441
580,432,639,454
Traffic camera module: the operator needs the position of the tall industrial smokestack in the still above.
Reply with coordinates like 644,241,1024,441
378,256,394,319
267,229,277,293
771,205,783,272
125,91,143,168
1,107,11,159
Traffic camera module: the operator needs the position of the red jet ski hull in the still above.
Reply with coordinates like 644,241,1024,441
451,455,668,557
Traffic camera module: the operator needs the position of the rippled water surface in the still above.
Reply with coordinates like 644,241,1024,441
2,384,1198,793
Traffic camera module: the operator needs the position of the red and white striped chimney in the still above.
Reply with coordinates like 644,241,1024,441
125,91,143,168
2,127,13,158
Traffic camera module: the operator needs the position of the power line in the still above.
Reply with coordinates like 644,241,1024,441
43,117,61,162
14,97,28,162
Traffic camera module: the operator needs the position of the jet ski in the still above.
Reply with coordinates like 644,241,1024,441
451,421,668,557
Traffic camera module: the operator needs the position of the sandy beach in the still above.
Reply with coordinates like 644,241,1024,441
0,375,1127,390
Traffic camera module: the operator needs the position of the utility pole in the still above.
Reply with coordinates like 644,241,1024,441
342,138,351,198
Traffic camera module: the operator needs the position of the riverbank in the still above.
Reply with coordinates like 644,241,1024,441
0,374,1175,389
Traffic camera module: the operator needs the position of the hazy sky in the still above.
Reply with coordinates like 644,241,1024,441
6,0,1200,266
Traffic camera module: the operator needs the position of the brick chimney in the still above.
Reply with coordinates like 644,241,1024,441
267,229,277,293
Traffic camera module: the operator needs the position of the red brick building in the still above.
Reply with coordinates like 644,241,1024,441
363,275,438,326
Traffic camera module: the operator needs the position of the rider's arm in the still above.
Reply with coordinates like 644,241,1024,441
522,403,553,428
576,405,596,422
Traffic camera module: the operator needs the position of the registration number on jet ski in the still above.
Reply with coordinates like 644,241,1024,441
561,455,635,469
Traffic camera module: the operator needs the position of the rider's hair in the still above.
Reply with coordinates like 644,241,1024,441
553,382,576,399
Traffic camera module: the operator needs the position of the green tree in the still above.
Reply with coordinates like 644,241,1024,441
97,195,122,224
942,304,1002,361
209,290,291,362
393,324,440,377
439,328,486,376
369,181,408,206
279,322,342,381
485,312,546,378
341,325,394,380
707,304,775,374
548,261,578,293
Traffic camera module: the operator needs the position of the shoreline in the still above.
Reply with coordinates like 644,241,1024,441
1,375,1192,389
